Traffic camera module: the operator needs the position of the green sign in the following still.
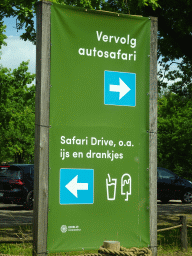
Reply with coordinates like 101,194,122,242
48,3,151,253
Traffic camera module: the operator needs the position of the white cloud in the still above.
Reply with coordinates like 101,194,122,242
0,36,36,75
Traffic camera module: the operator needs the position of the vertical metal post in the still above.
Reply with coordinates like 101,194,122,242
33,1,51,255
149,16,158,256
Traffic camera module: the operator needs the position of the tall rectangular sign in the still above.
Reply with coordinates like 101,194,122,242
48,3,151,253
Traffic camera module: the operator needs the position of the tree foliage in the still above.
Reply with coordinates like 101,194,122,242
0,0,159,47
142,0,192,61
0,0,191,62
0,0,36,44
142,0,192,97
0,61,35,163
0,21,7,59
0,22,7,49
158,56,192,97
158,92,192,179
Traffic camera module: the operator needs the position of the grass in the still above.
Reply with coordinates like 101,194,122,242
156,213,192,255
0,225,33,255
0,225,33,242
0,243,33,255
1,215,192,255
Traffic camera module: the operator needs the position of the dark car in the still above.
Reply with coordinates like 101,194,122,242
157,167,192,204
0,164,34,209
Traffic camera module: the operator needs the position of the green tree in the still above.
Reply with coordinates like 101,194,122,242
0,0,159,47
0,61,36,163
0,21,7,59
142,0,192,96
0,0,36,44
1,0,191,64
158,57,192,98
158,92,192,179
143,0,192,61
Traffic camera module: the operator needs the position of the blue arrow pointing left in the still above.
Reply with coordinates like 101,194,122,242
60,168,94,205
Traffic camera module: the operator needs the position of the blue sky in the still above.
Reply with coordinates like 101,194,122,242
0,16,36,76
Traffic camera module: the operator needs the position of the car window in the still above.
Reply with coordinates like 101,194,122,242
18,165,34,176
0,169,22,179
30,167,34,176
31,172,34,179
158,168,175,179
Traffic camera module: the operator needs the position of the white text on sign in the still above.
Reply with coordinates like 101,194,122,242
60,136,135,161
78,31,137,61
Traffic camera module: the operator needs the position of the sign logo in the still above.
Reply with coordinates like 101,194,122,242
60,225,81,233
60,168,94,205
60,225,67,233
104,70,136,106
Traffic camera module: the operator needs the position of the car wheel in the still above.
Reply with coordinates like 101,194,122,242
182,191,192,204
161,198,169,204
26,190,34,210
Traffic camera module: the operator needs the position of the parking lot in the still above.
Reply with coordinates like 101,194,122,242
0,200,192,227
0,203,33,227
